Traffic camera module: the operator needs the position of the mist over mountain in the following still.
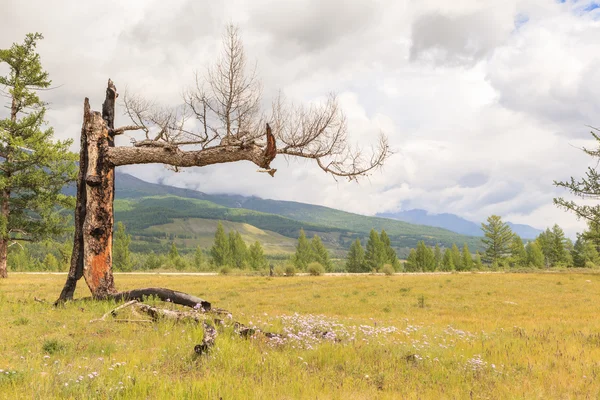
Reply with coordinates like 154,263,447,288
376,209,542,239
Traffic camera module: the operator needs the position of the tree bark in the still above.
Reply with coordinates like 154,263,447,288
57,100,89,301
81,102,117,297
108,143,267,168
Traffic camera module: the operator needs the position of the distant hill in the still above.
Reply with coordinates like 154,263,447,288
110,172,484,256
377,209,542,239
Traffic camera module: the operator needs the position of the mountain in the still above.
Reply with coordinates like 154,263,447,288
110,172,484,256
376,209,542,239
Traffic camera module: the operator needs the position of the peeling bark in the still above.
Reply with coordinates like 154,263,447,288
82,107,116,297
108,143,266,168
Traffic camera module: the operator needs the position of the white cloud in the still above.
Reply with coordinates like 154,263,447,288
2,0,599,238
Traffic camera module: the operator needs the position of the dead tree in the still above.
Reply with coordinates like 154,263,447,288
56,25,389,305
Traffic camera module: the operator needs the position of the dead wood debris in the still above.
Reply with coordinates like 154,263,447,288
90,299,281,354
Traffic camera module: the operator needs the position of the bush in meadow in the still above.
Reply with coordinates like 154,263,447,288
307,262,324,276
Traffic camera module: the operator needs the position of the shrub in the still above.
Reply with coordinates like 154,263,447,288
42,339,66,354
307,262,324,276
382,264,395,276
284,264,296,276
273,265,285,276
219,266,231,275
585,260,597,269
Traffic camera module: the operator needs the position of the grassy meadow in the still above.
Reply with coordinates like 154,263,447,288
1,272,600,399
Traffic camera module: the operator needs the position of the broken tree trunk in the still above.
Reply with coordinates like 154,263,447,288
56,79,277,305
82,97,116,297
57,81,119,301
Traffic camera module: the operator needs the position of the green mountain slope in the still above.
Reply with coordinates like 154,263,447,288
113,172,483,256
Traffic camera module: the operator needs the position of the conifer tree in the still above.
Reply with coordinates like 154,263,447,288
461,243,473,271
210,221,231,266
582,220,600,254
550,224,570,266
442,248,454,271
536,228,552,267
451,243,463,271
481,215,513,266
229,231,248,268
365,229,385,271
193,245,205,270
292,228,312,270
311,235,332,271
380,230,400,269
248,241,266,270
346,238,366,272
509,235,527,267
113,222,132,272
0,33,77,278
415,240,435,271
404,248,419,272
526,241,544,268
571,235,599,267
535,225,571,267
473,251,483,269
144,252,161,270
168,242,179,260
433,244,442,271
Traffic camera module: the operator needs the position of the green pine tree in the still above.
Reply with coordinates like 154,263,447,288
292,228,312,270
415,241,435,271
442,248,454,271
210,221,230,266
380,230,400,269
0,33,77,278
535,229,552,267
365,229,385,271
193,245,205,270
113,222,132,271
526,241,544,268
168,241,179,260
509,235,527,267
461,243,473,271
311,235,332,271
451,243,463,271
144,252,161,270
248,241,266,270
404,248,418,272
481,215,514,266
582,220,600,254
550,224,570,267
473,251,483,269
346,238,366,273
571,235,598,268
43,253,59,271
433,244,442,271
229,231,248,269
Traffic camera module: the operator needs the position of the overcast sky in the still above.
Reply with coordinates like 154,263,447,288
2,0,600,237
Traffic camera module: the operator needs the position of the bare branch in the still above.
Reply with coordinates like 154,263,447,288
118,24,390,179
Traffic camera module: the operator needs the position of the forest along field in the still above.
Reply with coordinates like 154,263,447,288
2,273,600,399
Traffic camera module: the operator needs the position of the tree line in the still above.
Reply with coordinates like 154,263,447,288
399,215,600,271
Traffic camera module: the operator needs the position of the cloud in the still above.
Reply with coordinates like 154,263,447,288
1,0,599,239
409,11,508,66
